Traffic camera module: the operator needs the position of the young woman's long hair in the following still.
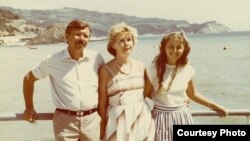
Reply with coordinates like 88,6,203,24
153,31,191,92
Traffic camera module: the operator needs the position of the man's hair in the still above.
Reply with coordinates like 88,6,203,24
65,19,91,34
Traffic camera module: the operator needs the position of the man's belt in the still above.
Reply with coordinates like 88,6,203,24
56,108,97,116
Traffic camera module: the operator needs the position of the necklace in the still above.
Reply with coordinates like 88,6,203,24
165,68,177,93
158,66,178,94
114,59,132,75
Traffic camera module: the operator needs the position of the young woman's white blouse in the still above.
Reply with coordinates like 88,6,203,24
146,63,195,107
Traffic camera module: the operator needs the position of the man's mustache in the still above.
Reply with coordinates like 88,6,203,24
77,40,86,46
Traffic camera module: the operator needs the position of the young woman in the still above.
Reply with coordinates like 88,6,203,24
98,23,155,141
144,31,228,141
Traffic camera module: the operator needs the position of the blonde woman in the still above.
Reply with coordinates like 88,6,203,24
98,23,155,141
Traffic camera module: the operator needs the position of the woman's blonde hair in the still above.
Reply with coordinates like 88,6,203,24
107,22,138,56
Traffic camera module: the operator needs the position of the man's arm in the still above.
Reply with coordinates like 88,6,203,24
23,71,38,123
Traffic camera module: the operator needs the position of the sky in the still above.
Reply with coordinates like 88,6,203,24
1,0,250,31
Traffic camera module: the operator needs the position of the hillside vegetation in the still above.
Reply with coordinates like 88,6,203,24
0,7,233,45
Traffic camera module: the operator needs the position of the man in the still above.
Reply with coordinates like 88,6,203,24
23,20,104,141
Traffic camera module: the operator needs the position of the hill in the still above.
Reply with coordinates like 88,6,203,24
0,7,233,45
0,8,42,36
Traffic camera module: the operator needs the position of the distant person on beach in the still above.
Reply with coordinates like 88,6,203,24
144,31,228,141
98,22,155,141
22,20,104,141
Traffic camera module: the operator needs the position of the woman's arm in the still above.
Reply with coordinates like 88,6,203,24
186,80,228,117
98,66,109,140
144,70,153,98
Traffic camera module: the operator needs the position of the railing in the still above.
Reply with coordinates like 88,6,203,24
192,109,250,124
1,109,250,124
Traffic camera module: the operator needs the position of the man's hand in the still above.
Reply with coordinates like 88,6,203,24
23,108,37,123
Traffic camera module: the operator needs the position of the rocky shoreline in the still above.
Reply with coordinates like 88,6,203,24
1,7,233,46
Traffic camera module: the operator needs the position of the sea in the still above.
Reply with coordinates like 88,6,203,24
0,31,250,140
